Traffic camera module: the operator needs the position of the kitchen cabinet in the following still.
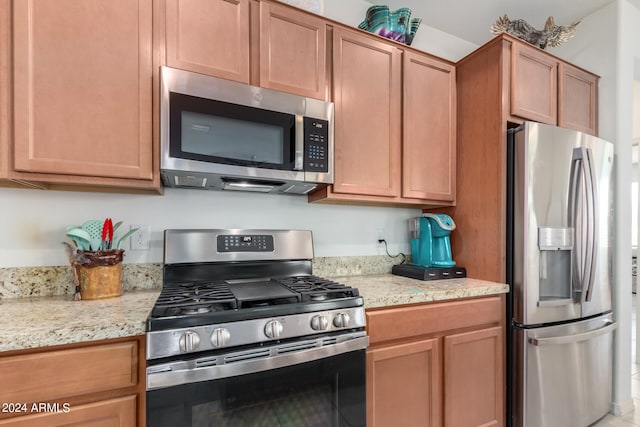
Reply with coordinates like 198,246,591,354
309,27,456,207
163,0,328,100
0,336,145,426
510,37,598,135
439,34,598,282
9,0,159,192
326,26,402,199
366,296,504,427
403,51,456,202
0,0,9,182
558,62,599,135
165,0,250,83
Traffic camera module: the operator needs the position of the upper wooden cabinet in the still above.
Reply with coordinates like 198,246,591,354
403,51,456,202
510,37,598,135
9,0,158,191
558,62,598,135
165,0,250,83
309,27,456,207
511,42,558,125
258,1,327,99
330,27,402,198
164,0,328,100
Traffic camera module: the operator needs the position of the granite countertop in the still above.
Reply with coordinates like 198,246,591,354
0,290,160,353
334,274,509,309
0,275,508,353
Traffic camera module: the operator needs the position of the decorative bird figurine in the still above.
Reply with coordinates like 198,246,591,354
491,15,580,49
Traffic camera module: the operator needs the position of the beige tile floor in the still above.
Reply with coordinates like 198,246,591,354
592,298,638,426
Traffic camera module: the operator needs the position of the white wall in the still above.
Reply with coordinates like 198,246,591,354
0,186,420,268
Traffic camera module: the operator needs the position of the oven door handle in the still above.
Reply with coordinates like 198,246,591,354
147,334,369,391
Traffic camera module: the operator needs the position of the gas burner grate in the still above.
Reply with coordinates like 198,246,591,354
152,281,237,317
276,275,360,302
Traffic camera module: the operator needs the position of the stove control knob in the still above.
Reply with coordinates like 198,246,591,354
179,331,201,353
310,315,329,331
210,328,231,348
333,313,351,328
264,320,283,339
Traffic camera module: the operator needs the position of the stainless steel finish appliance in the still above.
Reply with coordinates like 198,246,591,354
146,229,367,426
507,122,616,427
160,67,334,194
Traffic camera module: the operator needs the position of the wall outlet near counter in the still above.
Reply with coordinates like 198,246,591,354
130,224,150,251
376,229,385,248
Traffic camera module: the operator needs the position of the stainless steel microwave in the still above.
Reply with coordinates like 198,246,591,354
160,67,334,194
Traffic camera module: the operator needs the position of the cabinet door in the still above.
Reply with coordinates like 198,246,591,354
0,395,136,427
403,51,456,201
332,27,401,197
444,326,503,427
367,338,442,427
558,63,598,135
12,0,153,180
0,0,9,179
259,2,326,100
511,42,557,125
165,0,249,83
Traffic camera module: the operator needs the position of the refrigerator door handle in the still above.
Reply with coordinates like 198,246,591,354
567,149,584,299
567,147,598,303
528,320,616,346
583,148,598,302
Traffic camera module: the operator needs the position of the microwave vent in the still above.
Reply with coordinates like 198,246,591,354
174,175,208,188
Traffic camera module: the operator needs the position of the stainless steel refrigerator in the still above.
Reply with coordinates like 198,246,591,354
507,122,617,427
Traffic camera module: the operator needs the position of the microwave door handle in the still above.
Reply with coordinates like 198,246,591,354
583,148,598,302
294,115,304,171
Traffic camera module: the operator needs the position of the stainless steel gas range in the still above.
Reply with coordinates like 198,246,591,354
146,229,368,427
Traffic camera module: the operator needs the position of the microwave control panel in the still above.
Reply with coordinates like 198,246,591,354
303,117,329,172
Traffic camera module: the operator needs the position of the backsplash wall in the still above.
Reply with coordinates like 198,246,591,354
0,186,420,268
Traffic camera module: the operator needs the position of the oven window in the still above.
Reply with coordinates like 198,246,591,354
169,92,296,170
147,350,365,427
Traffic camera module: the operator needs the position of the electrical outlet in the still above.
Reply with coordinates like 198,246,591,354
376,229,385,248
130,224,150,251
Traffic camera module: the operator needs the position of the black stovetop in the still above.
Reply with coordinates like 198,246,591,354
147,274,362,331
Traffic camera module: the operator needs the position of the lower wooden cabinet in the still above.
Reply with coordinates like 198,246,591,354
0,336,145,426
444,327,503,427
367,338,442,426
366,296,505,427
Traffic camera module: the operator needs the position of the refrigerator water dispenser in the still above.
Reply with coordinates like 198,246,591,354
537,227,574,306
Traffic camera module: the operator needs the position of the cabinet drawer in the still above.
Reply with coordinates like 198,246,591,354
366,296,502,345
0,341,138,404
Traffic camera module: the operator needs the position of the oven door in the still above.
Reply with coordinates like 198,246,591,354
147,349,365,427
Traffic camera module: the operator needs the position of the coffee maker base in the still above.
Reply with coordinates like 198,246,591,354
392,264,467,281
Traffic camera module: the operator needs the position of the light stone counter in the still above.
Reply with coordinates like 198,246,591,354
333,274,509,309
0,274,507,353
0,290,159,353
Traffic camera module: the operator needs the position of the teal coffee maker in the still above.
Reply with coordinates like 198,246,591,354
411,213,456,267
394,213,465,280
